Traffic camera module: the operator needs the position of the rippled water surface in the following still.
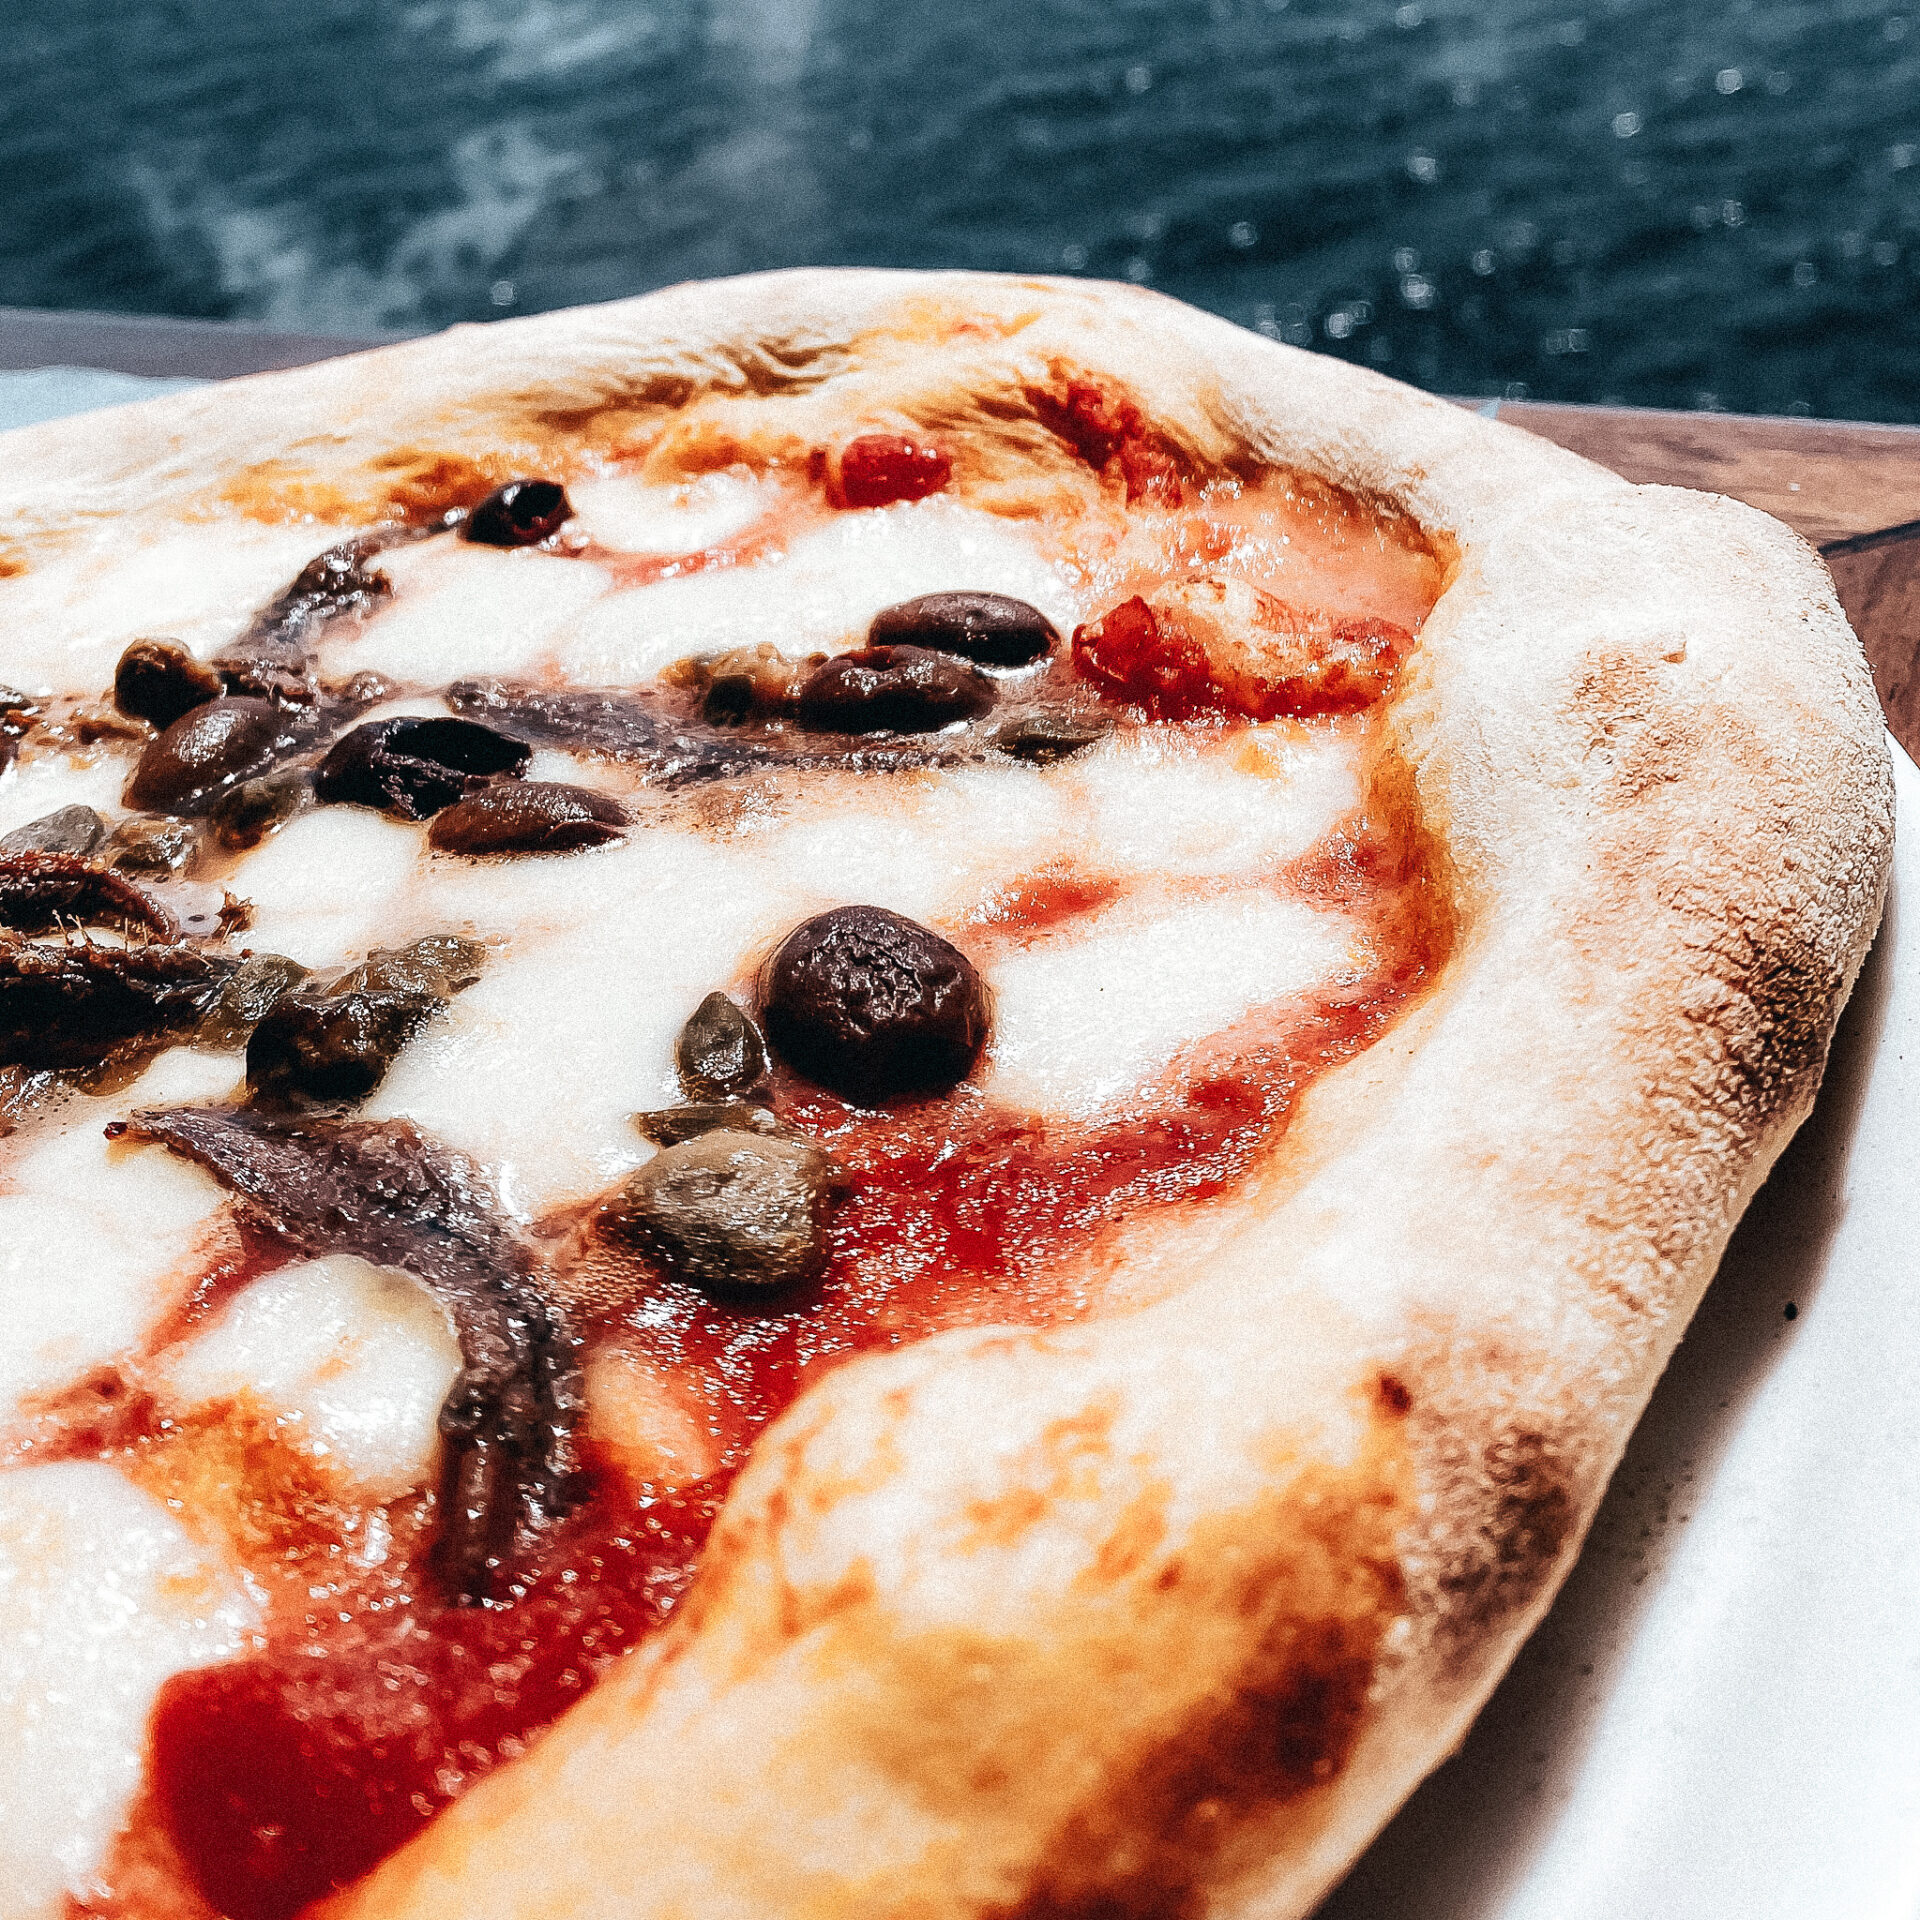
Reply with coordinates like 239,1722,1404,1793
4,0,1918,417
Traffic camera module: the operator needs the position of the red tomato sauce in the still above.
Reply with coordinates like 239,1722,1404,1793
141,777,1445,1919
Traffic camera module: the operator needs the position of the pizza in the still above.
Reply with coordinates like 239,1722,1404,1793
0,269,1891,1920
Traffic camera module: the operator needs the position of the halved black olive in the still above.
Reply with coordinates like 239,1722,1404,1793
315,717,531,819
675,991,770,1101
335,934,488,1000
127,698,295,817
463,479,573,548
868,591,1059,668
112,639,225,730
426,781,626,856
0,805,107,859
760,904,990,1104
795,645,996,735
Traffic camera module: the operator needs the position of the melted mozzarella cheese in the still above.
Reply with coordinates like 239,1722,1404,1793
319,544,610,687
164,1256,461,1502
554,498,1082,681
0,1461,258,1918
567,471,778,553
0,748,131,841
0,523,351,694
237,806,429,969
986,892,1358,1118
1070,726,1360,876
367,830,789,1215
0,1049,238,1428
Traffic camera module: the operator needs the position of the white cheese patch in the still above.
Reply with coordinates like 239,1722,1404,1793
0,1461,258,1920
165,1256,461,1503
1070,728,1360,877
0,523,351,693
567,471,778,553
0,750,130,841
766,762,1072,929
236,805,429,969
0,1049,238,1428
554,497,1081,682
321,544,611,686
368,830,794,1216
986,893,1358,1119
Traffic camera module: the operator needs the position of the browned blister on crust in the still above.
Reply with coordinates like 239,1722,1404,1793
0,268,1892,1920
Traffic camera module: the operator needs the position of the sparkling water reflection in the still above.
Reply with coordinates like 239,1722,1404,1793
3,0,1916,418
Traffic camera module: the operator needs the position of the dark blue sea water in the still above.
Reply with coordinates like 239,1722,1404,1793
4,0,1918,418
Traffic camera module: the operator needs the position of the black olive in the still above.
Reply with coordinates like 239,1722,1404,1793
126,698,294,817
105,816,199,877
760,905,989,1104
246,988,440,1103
993,711,1114,763
463,479,573,548
426,781,627,856
795,646,997,735
868,592,1059,668
314,717,531,820
112,639,224,730
0,805,107,859
598,1129,834,1291
632,1101,785,1146
675,991,770,1101
196,952,310,1049
208,766,314,851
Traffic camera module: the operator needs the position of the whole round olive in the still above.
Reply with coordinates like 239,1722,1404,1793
868,592,1059,668
127,698,289,816
760,904,989,1104
794,645,996,735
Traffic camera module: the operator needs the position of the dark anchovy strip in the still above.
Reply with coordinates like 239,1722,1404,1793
215,521,455,704
446,677,981,787
126,1105,584,1606
0,850,179,940
0,934,234,1068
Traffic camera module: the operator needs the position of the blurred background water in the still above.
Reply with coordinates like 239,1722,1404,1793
3,0,1917,419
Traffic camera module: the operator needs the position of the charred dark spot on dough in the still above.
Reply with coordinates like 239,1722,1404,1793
1430,1424,1576,1650
124,1106,584,1605
1376,1372,1413,1416
844,1427,1409,1920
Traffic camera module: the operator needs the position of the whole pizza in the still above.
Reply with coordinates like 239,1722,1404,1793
0,270,1892,1920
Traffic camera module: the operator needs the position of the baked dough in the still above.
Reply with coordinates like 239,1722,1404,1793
0,269,1892,1919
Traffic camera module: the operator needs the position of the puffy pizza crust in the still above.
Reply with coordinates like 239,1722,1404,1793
0,270,1892,1919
